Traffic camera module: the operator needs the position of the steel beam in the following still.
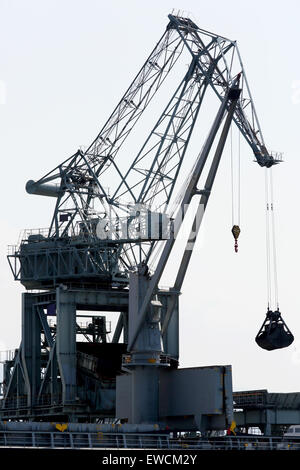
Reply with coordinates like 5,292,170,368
56,287,77,403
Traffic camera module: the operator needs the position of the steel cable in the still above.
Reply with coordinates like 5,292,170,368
265,168,279,309
270,168,279,308
265,169,272,308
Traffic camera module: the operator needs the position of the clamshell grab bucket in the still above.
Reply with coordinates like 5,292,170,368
255,310,294,351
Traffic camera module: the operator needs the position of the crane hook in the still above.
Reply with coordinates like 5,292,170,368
231,225,241,253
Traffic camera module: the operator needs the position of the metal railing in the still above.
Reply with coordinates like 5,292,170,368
0,393,63,410
270,150,284,162
0,350,16,363
0,432,299,450
234,391,266,407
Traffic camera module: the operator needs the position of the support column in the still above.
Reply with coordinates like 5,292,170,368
264,409,272,436
21,293,41,406
127,267,166,424
131,367,160,424
56,287,77,404
123,311,129,344
161,293,179,360
50,344,59,403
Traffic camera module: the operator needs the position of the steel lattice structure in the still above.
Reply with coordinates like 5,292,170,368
8,14,281,289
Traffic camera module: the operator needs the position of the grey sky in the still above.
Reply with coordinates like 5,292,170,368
0,0,300,392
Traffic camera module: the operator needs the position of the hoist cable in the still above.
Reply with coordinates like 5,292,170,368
265,169,272,308
265,167,279,310
270,168,279,308
230,124,241,253
237,130,241,226
230,125,234,226
230,125,241,226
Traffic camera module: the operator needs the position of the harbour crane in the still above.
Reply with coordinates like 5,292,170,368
2,13,292,429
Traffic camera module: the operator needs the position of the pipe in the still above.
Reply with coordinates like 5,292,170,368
26,180,61,198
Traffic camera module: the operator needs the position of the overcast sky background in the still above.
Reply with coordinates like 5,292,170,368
0,0,300,393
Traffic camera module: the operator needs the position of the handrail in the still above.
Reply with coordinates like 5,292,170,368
0,431,299,450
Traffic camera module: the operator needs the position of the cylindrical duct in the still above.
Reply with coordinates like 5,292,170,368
26,179,61,197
